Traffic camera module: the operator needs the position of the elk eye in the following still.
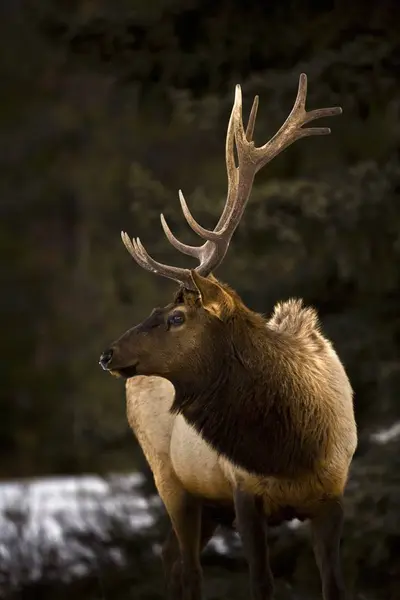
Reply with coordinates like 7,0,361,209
168,311,185,327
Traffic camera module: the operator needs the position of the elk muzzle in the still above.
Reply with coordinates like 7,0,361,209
99,348,114,370
99,344,139,378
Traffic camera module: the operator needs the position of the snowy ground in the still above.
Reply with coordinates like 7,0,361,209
0,471,238,593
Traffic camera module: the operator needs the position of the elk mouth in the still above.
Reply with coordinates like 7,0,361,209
109,364,139,379
100,363,139,379
99,350,139,379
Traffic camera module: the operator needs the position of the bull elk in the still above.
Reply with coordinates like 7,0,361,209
100,74,357,600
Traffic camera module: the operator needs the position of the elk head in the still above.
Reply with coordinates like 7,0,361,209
100,74,342,392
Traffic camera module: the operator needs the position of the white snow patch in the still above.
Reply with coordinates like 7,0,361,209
287,518,304,530
370,421,400,444
0,472,232,591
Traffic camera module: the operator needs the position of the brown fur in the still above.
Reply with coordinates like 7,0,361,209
105,271,356,490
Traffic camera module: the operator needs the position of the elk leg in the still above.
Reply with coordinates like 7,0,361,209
156,471,204,600
234,488,274,600
162,506,219,600
161,526,183,599
311,497,347,600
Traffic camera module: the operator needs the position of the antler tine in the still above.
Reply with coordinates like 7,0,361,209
121,73,342,289
121,231,193,286
160,213,201,258
177,190,221,242
245,94,259,142
121,232,155,272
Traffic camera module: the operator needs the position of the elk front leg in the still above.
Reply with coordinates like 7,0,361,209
156,470,204,600
311,497,347,600
233,488,274,600
161,506,219,600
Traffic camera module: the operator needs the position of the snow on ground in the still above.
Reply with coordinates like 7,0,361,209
370,421,400,444
0,472,234,590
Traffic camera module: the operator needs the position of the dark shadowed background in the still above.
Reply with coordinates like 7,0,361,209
1,1,399,599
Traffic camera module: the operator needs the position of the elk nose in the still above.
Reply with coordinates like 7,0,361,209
99,348,113,370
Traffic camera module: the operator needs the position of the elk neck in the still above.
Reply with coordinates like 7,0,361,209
169,309,324,479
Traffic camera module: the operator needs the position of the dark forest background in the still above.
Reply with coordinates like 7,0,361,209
1,1,399,598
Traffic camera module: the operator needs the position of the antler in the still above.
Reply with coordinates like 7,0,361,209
121,73,342,290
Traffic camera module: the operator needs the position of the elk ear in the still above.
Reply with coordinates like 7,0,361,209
190,270,234,319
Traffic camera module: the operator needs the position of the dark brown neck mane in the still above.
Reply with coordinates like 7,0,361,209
170,309,327,478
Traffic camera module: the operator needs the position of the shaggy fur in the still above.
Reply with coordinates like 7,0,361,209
170,282,352,483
